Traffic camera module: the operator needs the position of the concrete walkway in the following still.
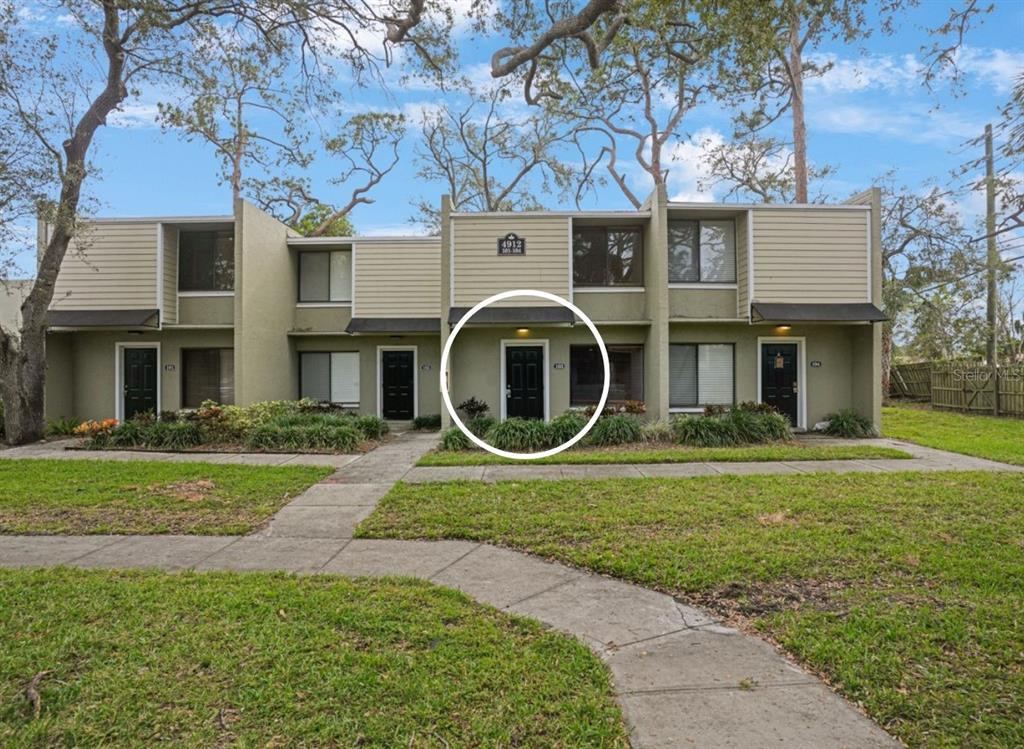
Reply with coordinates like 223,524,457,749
403,437,1023,482
0,431,901,748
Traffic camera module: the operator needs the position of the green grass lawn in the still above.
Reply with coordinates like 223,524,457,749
0,459,331,535
418,443,911,466
359,472,1024,747
884,404,1024,465
0,569,626,748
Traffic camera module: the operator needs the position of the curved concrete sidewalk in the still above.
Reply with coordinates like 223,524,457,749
0,431,900,748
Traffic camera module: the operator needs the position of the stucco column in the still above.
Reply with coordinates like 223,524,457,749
644,185,670,422
439,195,453,428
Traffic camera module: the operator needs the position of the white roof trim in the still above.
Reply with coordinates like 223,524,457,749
667,202,870,211
87,215,235,223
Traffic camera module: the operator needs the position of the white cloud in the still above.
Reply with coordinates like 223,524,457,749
806,53,919,95
956,46,1024,94
812,103,982,144
666,127,724,202
108,103,161,129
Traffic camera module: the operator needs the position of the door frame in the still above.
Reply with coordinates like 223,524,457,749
115,341,161,422
499,339,550,421
756,336,806,431
376,345,418,419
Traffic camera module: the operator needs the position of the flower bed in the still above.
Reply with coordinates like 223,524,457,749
439,402,797,453
74,400,388,454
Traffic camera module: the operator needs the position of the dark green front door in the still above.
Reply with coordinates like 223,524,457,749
505,345,545,420
761,342,798,426
123,347,158,420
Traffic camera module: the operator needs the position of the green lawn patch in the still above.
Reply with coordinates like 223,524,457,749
0,569,626,747
360,472,1024,747
418,443,911,466
884,404,1024,465
0,459,331,535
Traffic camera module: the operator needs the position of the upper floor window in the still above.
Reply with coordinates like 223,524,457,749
668,220,736,284
573,227,643,287
298,250,351,303
179,230,234,291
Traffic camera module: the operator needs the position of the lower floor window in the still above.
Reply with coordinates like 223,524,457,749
182,348,234,407
570,344,644,405
669,343,734,407
300,351,360,405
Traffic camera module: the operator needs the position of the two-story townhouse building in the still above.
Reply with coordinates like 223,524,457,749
40,185,884,431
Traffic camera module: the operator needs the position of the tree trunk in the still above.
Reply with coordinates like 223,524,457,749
0,332,47,444
881,322,893,402
788,22,808,204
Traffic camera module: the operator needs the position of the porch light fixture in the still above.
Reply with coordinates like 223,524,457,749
516,327,530,336
775,325,792,333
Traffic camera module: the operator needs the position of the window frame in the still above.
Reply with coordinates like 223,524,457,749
298,350,360,406
177,230,235,292
572,225,645,288
667,218,737,285
569,343,644,406
668,342,736,409
180,347,235,408
297,250,352,304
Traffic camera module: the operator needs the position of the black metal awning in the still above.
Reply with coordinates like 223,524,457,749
750,302,887,323
447,306,575,326
46,308,160,328
345,317,440,334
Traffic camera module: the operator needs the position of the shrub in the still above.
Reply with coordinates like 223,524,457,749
703,404,728,417
440,426,472,451
725,409,791,443
823,408,877,438
244,423,361,452
158,410,179,422
467,415,496,438
672,415,741,447
144,420,203,450
45,417,81,437
75,419,119,447
413,414,442,430
354,415,389,440
106,420,148,447
735,401,779,415
548,411,587,446
587,414,643,446
484,418,550,452
457,397,490,420
641,419,674,443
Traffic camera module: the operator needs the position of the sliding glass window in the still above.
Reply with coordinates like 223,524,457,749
298,251,352,302
179,231,234,291
668,220,736,283
669,343,734,407
570,345,644,405
182,348,235,407
299,352,360,404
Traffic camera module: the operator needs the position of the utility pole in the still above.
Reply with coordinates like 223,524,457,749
985,123,1000,415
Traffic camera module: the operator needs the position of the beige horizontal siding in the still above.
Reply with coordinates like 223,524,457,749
452,215,569,307
752,208,869,304
354,239,440,317
162,225,178,324
52,222,159,310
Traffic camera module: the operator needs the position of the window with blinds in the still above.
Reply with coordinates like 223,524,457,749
669,343,734,407
570,344,644,405
667,219,736,283
182,349,235,407
298,251,352,302
300,352,360,404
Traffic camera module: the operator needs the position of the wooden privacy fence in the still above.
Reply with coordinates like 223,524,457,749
929,363,1024,417
890,362,932,399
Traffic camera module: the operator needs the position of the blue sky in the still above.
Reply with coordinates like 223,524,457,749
9,1,1024,275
